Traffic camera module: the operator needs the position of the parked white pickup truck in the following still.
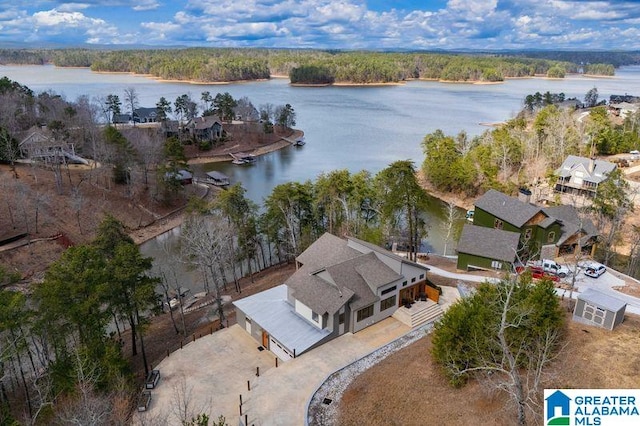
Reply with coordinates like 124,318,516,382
526,259,570,278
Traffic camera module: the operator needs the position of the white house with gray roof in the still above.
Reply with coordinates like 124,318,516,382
233,233,432,361
555,155,616,198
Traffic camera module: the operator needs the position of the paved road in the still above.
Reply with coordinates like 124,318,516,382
559,269,640,315
423,260,640,315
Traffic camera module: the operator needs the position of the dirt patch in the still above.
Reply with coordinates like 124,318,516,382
337,311,640,426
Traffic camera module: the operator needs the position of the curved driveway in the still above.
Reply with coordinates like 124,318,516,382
136,262,640,425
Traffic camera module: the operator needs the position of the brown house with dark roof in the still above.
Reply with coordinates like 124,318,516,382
233,233,435,361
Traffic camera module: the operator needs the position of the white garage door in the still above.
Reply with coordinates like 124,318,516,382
269,337,293,362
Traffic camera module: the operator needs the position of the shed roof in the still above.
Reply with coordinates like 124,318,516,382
456,224,520,263
578,288,627,312
474,189,541,228
233,285,331,354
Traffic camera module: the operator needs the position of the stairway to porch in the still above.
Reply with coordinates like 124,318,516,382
392,299,444,328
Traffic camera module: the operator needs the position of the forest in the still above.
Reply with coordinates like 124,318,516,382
0,48,637,84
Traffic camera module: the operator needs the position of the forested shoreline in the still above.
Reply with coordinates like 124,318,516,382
0,48,637,84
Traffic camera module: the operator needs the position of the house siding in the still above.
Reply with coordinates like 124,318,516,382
457,252,508,271
473,207,522,234
351,298,398,333
294,300,322,329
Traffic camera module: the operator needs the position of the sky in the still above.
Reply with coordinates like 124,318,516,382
1,0,640,50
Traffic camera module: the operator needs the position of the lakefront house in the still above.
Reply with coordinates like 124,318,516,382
233,233,439,361
456,189,599,272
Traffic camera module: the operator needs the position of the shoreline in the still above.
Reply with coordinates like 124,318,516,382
132,130,303,243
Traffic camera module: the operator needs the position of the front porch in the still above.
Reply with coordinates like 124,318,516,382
392,299,444,328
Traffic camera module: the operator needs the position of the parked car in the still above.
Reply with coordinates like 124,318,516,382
584,263,606,278
526,259,570,278
528,266,560,282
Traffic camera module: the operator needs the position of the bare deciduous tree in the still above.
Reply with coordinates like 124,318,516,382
170,375,211,425
441,200,461,256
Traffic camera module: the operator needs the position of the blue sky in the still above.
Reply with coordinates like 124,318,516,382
2,0,640,49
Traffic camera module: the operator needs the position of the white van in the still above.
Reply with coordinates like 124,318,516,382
584,263,606,278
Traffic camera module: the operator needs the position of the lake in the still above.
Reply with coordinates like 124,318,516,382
3,64,640,292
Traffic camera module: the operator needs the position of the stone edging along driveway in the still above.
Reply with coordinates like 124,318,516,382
305,322,435,426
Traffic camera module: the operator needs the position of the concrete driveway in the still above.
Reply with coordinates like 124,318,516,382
562,268,640,315
136,318,411,425
136,325,276,425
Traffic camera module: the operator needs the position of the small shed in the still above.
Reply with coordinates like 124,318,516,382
573,288,626,330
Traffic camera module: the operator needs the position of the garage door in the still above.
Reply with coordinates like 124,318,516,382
269,337,293,362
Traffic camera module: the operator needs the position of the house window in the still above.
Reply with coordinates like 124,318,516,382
419,274,425,279
547,231,556,243
381,285,397,296
312,311,319,322
411,277,416,283
494,219,503,230
339,313,345,325
380,296,396,311
402,281,407,287
524,228,532,241
356,305,374,322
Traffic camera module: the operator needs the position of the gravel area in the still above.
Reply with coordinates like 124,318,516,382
307,322,435,425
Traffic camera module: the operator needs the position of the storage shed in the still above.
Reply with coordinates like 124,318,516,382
573,288,626,330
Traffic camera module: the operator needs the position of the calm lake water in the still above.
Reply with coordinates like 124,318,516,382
3,64,640,292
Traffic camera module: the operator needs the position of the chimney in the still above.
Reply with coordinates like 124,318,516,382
589,157,595,173
518,187,532,204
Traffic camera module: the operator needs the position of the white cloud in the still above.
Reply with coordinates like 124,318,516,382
2,0,640,49
133,0,161,11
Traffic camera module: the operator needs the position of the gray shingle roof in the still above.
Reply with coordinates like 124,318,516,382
287,233,408,314
578,288,626,312
456,224,520,262
233,285,331,353
556,155,616,184
543,205,599,246
189,115,222,130
296,233,361,271
474,189,541,228
286,265,354,316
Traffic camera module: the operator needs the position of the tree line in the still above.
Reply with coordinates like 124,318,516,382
0,48,632,84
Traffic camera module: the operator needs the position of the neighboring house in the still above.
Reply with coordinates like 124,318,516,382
133,107,161,123
609,94,640,104
573,288,626,330
187,116,223,141
113,107,163,124
555,155,616,198
456,224,521,272
113,113,132,124
609,102,639,118
18,127,87,164
457,189,598,271
234,233,433,361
